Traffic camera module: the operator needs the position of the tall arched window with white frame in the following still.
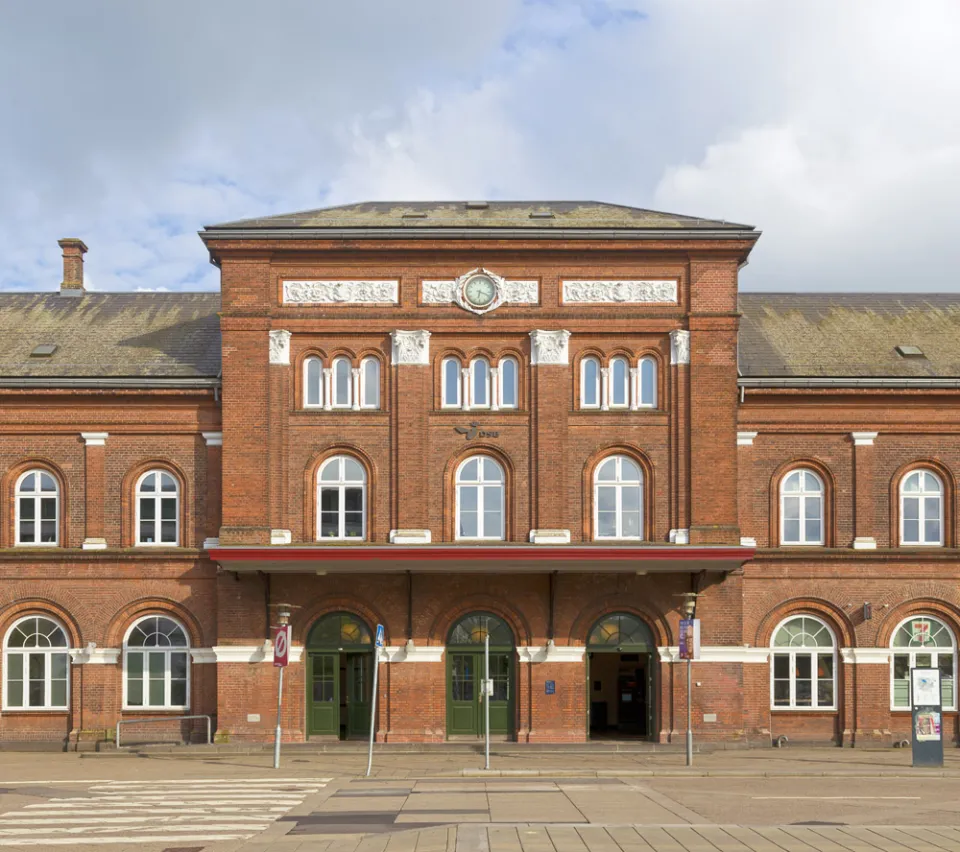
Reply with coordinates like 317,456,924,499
456,456,504,540
609,357,629,408
499,357,518,409
594,455,644,540
136,470,179,546
332,357,352,408
318,456,367,540
3,615,69,710
780,469,824,546
123,615,190,709
891,616,956,710
580,356,601,409
304,356,324,408
442,357,462,408
771,615,836,709
900,469,943,546
15,470,59,546
360,357,380,409
470,358,490,408
638,356,657,408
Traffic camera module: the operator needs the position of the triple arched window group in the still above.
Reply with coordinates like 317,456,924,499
303,355,381,411
3,613,191,712
779,466,947,547
771,613,956,712
580,355,657,410
441,355,519,410
13,468,182,548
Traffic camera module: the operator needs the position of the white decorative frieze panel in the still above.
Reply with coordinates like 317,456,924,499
282,280,399,304
391,330,431,365
422,268,538,315
561,280,678,304
529,329,571,366
268,330,291,365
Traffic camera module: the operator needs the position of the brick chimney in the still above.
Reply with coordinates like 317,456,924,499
58,238,88,297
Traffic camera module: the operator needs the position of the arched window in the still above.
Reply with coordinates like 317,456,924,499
780,469,824,546
471,358,490,408
891,616,956,710
900,469,943,546
771,615,836,709
448,612,514,647
442,357,462,408
332,357,352,408
587,613,654,650
594,455,643,540
307,612,373,649
15,470,59,546
318,456,366,540
123,616,189,709
609,357,629,408
638,356,657,408
499,357,518,409
3,616,69,710
136,470,179,546
304,356,324,408
360,357,380,409
581,356,600,409
456,456,504,540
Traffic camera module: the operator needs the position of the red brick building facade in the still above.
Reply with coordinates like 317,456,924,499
1,203,957,749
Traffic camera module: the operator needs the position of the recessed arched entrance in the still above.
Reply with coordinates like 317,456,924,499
305,612,373,739
586,613,656,738
446,612,515,738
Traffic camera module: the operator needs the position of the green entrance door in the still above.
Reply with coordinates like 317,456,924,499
305,612,374,739
446,613,515,738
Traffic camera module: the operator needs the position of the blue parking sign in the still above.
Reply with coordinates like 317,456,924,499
375,624,385,648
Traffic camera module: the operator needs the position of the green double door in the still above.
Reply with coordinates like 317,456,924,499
447,650,513,737
308,652,370,738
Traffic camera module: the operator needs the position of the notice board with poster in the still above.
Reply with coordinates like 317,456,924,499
911,667,943,767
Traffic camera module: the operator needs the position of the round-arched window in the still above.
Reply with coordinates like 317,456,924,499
3,616,70,709
448,613,514,647
594,456,643,540
136,470,180,546
891,616,956,710
15,470,59,546
900,470,944,546
587,613,654,650
123,616,190,709
780,469,824,546
317,456,367,540
771,615,836,709
455,456,504,540
307,612,373,649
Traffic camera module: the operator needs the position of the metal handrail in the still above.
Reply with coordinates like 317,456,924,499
115,714,212,748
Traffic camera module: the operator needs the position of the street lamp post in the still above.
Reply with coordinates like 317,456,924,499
682,595,697,768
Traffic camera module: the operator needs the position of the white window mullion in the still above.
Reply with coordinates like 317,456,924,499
462,368,471,411
491,367,500,411
351,367,361,411
600,367,610,411
630,366,639,411
323,368,333,411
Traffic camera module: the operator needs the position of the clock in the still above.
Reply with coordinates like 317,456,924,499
463,273,498,309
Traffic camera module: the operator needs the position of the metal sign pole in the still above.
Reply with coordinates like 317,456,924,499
273,665,284,770
686,658,693,767
484,633,491,771
272,618,290,771
366,624,384,778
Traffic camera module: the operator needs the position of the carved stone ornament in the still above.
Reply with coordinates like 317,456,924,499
269,329,292,365
529,329,571,366
282,280,399,304
670,330,690,366
561,280,678,304
422,268,538,314
391,330,431,365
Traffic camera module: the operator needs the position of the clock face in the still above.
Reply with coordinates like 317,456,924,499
464,274,497,308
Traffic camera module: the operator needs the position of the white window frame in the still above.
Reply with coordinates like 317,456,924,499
890,615,956,711
317,455,367,541
900,469,944,546
122,615,191,711
770,615,837,711
637,356,657,408
359,356,380,410
593,455,644,541
331,356,353,409
14,469,59,547
580,356,601,409
455,455,505,541
441,357,462,409
2,615,70,711
470,357,491,409
303,356,324,408
135,470,180,547
498,356,519,409
779,468,824,546
608,357,630,409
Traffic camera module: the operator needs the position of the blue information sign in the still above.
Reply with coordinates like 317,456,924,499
545,680,556,695
375,624,385,648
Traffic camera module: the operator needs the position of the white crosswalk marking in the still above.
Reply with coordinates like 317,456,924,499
0,776,329,847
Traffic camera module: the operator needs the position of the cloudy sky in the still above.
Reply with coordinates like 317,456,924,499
1,0,958,294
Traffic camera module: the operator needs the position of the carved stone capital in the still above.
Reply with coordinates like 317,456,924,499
670,330,690,366
269,330,291,365
529,329,571,366
391,330,431,365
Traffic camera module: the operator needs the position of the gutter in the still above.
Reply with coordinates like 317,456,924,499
739,377,960,389
200,227,760,242
0,377,221,390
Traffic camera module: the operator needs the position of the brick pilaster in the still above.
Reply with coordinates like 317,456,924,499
80,432,107,550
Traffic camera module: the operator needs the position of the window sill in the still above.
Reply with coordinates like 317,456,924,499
121,707,190,714
770,707,838,713
1,708,69,715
